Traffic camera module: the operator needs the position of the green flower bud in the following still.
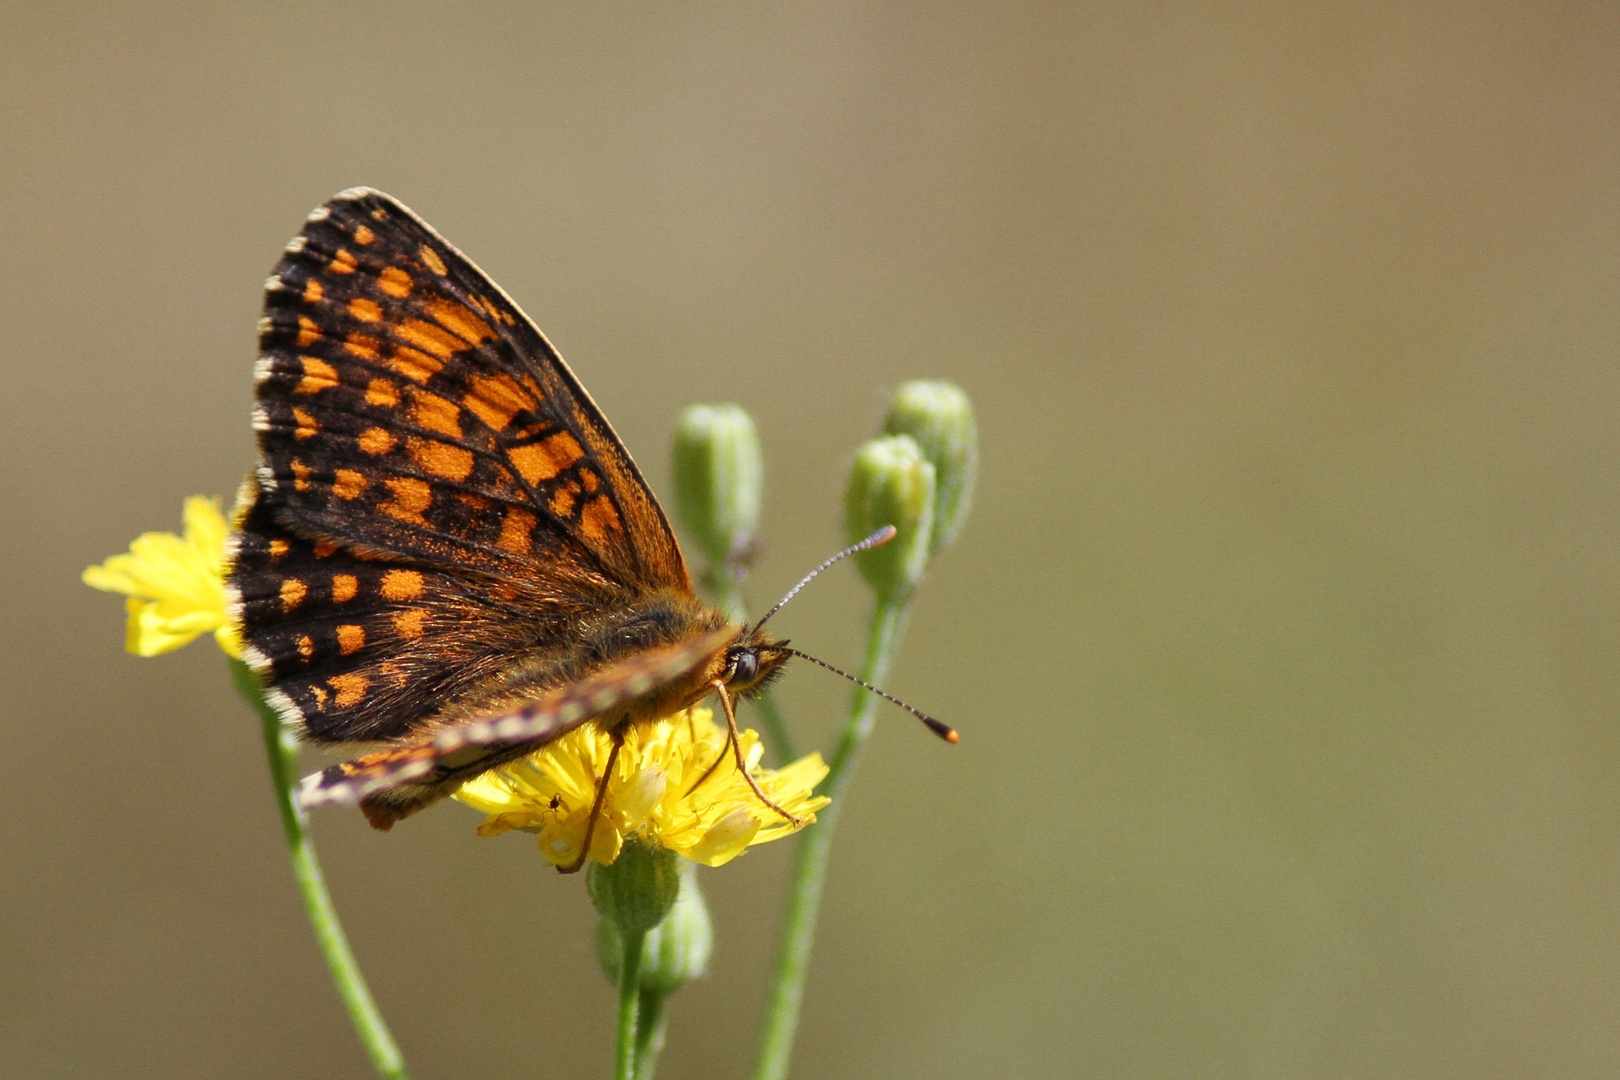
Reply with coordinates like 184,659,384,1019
845,435,936,601
587,836,681,935
596,859,712,994
671,403,763,575
882,380,977,554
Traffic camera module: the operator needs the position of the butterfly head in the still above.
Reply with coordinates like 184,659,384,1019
721,628,790,698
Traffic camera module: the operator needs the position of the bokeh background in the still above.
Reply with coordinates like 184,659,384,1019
5,3,1619,1078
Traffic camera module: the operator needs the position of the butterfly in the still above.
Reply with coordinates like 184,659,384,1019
226,188,812,863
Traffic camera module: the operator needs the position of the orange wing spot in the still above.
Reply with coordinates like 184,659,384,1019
295,356,340,394
353,424,390,453
387,343,445,383
378,265,413,298
314,539,341,558
408,437,475,481
357,426,395,455
371,207,388,221
496,508,536,554
310,685,329,708
353,224,375,245
380,569,425,601
424,297,493,345
398,317,464,361
290,458,313,491
463,372,535,432
296,315,321,347
392,609,427,639
345,332,381,361
366,378,400,407
457,491,492,511
509,431,585,485
268,538,290,559
280,577,308,612
332,574,358,602
328,673,368,708
337,624,366,655
549,487,576,518
292,407,319,439
579,495,623,543
580,467,601,493
419,245,448,275
332,468,366,500
381,477,432,526
331,248,358,274
303,278,324,303
297,635,314,660
349,297,382,322
410,391,463,437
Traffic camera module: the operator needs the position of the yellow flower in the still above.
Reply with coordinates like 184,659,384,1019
455,706,830,868
83,495,242,658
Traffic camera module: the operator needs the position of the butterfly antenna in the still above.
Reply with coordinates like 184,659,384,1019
752,526,897,633
777,646,959,743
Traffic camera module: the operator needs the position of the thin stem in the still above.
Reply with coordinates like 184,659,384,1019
632,990,670,1080
753,598,908,1080
229,660,410,1080
615,928,648,1080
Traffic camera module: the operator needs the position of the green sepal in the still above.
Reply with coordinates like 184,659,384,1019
588,836,682,935
596,858,712,994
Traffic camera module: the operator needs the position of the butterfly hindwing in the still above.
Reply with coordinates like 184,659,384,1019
298,627,735,829
231,492,596,742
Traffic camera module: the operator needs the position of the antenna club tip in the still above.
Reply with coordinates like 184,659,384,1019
944,729,960,744
869,524,897,546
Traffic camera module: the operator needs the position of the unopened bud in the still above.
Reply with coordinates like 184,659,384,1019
845,435,936,601
671,404,763,575
882,380,976,553
587,835,681,935
596,858,714,995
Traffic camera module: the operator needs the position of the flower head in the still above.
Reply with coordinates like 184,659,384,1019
455,706,830,868
83,496,241,658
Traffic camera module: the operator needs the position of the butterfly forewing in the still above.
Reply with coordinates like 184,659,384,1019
230,189,734,825
253,187,687,588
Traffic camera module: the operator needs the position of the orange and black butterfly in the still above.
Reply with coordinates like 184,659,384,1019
225,188,822,857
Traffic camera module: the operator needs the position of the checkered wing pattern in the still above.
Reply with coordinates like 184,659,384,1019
228,189,728,825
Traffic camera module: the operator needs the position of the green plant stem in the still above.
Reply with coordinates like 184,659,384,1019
708,571,796,763
615,928,648,1080
230,660,409,1080
632,990,670,1080
753,598,908,1080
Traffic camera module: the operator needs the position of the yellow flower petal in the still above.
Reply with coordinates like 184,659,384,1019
689,807,762,867
84,497,241,658
454,706,828,869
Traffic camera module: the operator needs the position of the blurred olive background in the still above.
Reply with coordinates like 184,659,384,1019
5,3,1619,1078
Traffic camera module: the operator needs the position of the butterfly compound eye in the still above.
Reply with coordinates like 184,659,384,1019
727,649,759,686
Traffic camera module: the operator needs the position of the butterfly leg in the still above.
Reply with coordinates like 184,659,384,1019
711,681,801,826
558,726,626,875
683,729,731,798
